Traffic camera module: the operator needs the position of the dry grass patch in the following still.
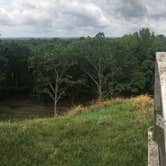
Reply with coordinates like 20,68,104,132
66,105,86,117
66,97,127,117
89,98,126,110
131,95,154,124
67,95,154,122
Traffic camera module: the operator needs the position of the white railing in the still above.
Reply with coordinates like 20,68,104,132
154,52,166,166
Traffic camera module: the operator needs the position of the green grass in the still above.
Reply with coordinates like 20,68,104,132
0,101,151,166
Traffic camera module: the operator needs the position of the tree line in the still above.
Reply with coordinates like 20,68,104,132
0,28,165,115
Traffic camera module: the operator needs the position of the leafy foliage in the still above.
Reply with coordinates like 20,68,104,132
0,28,165,111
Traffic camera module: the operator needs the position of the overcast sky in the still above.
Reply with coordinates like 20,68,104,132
0,0,166,37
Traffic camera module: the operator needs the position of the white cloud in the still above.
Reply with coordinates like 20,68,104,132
0,0,166,37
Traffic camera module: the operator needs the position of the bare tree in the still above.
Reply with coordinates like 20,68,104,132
30,52,72,116
79,33,111,102
46,65,70,116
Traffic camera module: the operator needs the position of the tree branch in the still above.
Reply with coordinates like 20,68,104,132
83,69,98,86
46,90,54,102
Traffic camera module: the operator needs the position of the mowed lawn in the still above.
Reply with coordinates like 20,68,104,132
0,100,151,166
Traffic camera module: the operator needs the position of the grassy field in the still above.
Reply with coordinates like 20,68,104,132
0,96,153,166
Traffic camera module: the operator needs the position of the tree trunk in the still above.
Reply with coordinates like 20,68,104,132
98,85,102,102
98,59,103,102
54,80,58,116
98,69,103,102
54,98,57,116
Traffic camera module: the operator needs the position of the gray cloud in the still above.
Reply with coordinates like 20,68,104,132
0,0,166,37
151,12,166,20
60,3,109,29
117,0,148,20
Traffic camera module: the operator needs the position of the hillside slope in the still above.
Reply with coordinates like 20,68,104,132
0,96,153,166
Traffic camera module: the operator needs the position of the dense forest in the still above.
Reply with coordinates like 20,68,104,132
0,28,165,115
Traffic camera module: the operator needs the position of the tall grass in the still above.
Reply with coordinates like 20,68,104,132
0,95,153,166
67,95,154,123
131,95,154,124
67,98,127,116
